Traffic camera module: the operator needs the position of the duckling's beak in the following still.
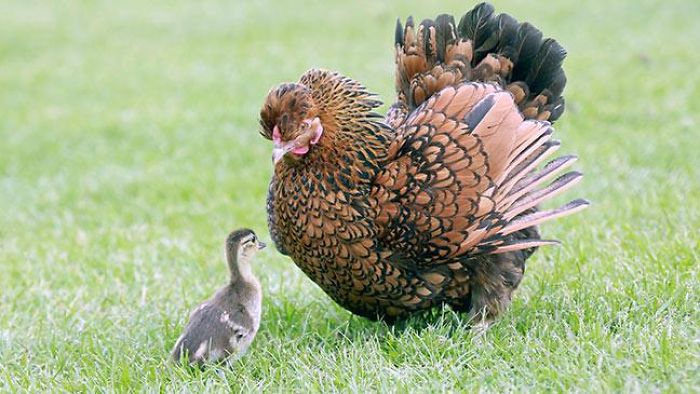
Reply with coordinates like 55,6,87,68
256,241,267,250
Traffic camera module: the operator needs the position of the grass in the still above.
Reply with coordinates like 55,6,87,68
1,0,698,392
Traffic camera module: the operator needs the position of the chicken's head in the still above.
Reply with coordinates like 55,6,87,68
259,83,323,165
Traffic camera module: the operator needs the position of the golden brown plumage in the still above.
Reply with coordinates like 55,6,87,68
259,3,588,326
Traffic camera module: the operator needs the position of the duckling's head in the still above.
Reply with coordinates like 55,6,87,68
226,228,266,268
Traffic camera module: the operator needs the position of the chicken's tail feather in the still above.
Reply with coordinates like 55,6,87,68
390,2,566,128
448,93,587,256
474,116,588,255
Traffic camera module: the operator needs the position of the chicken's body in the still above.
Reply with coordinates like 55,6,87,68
261,3,588,325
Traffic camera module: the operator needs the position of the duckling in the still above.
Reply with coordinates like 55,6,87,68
171,228,266,366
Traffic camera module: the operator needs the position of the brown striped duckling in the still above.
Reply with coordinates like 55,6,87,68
171,228,265,366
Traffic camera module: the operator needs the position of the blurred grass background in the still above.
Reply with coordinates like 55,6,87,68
1,0,698,391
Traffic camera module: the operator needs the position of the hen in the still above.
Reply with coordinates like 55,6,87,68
259,3,588,326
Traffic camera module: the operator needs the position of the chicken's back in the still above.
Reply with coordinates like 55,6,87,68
381,3,579,327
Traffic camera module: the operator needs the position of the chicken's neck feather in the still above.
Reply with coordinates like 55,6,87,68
299,69,390,146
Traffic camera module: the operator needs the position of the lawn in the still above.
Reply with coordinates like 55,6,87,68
1,0,698,392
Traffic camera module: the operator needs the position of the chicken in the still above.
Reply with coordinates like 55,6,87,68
259,3,588,326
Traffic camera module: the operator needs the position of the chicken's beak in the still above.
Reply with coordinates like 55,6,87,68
272,124,292,164
272,146,287,164
257,240,267,250
272,120,322,164
272,140,297,164
273,140,306,164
